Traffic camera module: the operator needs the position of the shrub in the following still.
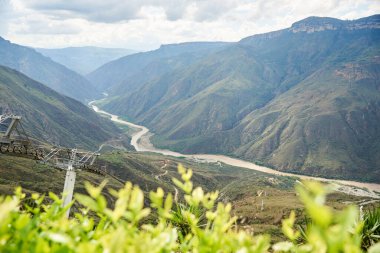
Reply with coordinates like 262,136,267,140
361,206,380,250
0,164,379,252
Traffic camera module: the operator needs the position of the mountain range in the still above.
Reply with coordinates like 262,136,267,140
35,46,137,75
93,15,380,182
0,37,100,102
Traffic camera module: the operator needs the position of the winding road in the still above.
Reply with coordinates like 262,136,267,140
154,162,179,202
155,164,168,181
90,102,380,198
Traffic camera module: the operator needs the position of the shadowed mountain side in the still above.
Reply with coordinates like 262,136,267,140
0,66,120,149
0,37,100,102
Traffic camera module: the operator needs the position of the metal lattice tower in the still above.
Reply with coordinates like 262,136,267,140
0,114,32,153
0,113,45,159
43,148,99,217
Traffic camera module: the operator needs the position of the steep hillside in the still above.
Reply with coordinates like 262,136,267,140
35,47,137,75
0,37,100,102
0,66,120,149
87,42,230,92
229,60,380,182
99,15,380,181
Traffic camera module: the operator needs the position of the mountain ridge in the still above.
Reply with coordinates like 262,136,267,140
97,14,380,182
240,14,380,44
35,46,138,75
87,41,231,92
290,14,380,33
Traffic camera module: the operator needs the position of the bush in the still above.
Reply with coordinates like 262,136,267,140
0,164,379,252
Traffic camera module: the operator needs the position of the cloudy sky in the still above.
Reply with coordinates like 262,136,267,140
0,0,379,51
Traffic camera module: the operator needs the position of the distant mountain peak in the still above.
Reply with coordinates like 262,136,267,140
290,14,380,33
292,16,343,26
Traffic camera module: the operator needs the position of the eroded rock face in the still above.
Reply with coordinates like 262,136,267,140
335,64,373,81
290,15,380,33
335,57,380,82
240,15,380,45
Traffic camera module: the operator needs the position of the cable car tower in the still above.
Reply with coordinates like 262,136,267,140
43,147,100,217
0,113,44,159
0,114,30,153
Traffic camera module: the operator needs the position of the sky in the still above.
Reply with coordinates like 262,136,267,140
0,0,379,51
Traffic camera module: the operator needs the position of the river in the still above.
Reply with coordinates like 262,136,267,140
90,102,380,198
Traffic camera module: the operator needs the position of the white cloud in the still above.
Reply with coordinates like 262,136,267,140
0,0,13,33
1,0,379,51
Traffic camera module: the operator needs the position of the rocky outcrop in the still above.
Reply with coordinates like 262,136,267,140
290,15,380,33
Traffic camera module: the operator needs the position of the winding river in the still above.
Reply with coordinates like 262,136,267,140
90,102,380,198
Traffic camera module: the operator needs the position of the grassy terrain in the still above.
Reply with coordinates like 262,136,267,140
0,151,371,242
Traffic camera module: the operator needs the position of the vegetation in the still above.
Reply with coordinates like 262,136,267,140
1,151,368,242
361,207,380,250
0,164,379,252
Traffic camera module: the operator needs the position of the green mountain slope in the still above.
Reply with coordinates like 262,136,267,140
35,47,137,75
99,15,380,181
87,42,230,92
0,37,100,102
0,66,120,149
